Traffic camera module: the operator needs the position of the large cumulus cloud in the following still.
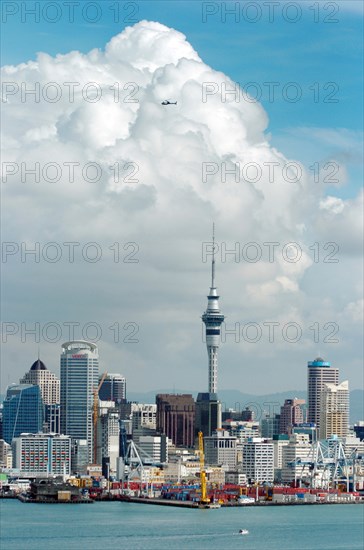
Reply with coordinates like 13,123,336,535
1,21,362,393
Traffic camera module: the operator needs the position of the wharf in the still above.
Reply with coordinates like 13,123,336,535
17,494,94,504
123,497,362,508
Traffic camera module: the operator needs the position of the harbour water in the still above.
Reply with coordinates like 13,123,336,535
1,500,363,550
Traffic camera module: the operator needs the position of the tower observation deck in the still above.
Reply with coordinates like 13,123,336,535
202,225,225,394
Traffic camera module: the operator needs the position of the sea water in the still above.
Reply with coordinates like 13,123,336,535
1,500,363,550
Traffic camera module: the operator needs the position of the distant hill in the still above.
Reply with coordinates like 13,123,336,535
127,388,364,425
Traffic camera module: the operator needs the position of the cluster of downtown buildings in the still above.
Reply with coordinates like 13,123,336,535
1,252,363,489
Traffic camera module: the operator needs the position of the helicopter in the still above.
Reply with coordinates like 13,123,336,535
161,100,177,105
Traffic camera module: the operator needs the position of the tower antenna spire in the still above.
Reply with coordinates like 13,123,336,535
212,222,216,288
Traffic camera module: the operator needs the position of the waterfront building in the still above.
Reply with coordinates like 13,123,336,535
225,470,247,485
2,384,44,444
20,358,60,405
99,373,126,403
242,438,274,483
202,226,225,394
156,394,195,448
319,381,349,439
0,439,12,468
307,357,339,429
279,398,305,435
163,458,200,483
195,392,221,437
60,341,99,463
11,433,71,476
204,429,237,470
281,433,312,484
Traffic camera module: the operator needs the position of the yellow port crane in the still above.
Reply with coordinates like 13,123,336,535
198,431,210,504
93,371,108,464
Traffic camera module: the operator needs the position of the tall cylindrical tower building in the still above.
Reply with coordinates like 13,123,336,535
307,357,339,430
60,341,99,464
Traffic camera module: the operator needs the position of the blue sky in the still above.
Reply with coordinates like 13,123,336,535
2,1,363,197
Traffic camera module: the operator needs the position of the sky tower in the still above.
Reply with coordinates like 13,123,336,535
202,225,225,394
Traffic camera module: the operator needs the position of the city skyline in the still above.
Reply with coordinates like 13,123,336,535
1,4,363,548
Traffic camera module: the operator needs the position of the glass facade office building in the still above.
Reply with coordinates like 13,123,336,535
3,384,44,444
60,341,99,464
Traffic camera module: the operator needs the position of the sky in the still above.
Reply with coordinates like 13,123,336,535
1,1,363,396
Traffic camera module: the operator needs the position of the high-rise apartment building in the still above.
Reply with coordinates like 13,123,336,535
307,357,339,429
156,394,195,448
319,381,349,439
60,341,99,463
2,384,44,444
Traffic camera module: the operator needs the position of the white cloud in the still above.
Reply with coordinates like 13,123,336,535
320,196,345,214
1,21,362,393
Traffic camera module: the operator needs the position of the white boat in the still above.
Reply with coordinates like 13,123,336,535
238,529,249,535
199,502,221,509
238,496,255,505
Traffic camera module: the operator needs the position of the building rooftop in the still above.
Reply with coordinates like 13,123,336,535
30,359,47,371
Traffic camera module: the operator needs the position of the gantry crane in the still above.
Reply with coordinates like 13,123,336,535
93,371,108,464
198,431,210,505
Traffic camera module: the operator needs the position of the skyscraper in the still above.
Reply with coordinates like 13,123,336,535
307,357,339,429
20,358,61,434
20,358,60,404
279,398,305,435
2,384,44,444
319,380,349,439
99,373,126,403
195,392,221,437
60,341,99,463
156,394,195,448
202,226,225,394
